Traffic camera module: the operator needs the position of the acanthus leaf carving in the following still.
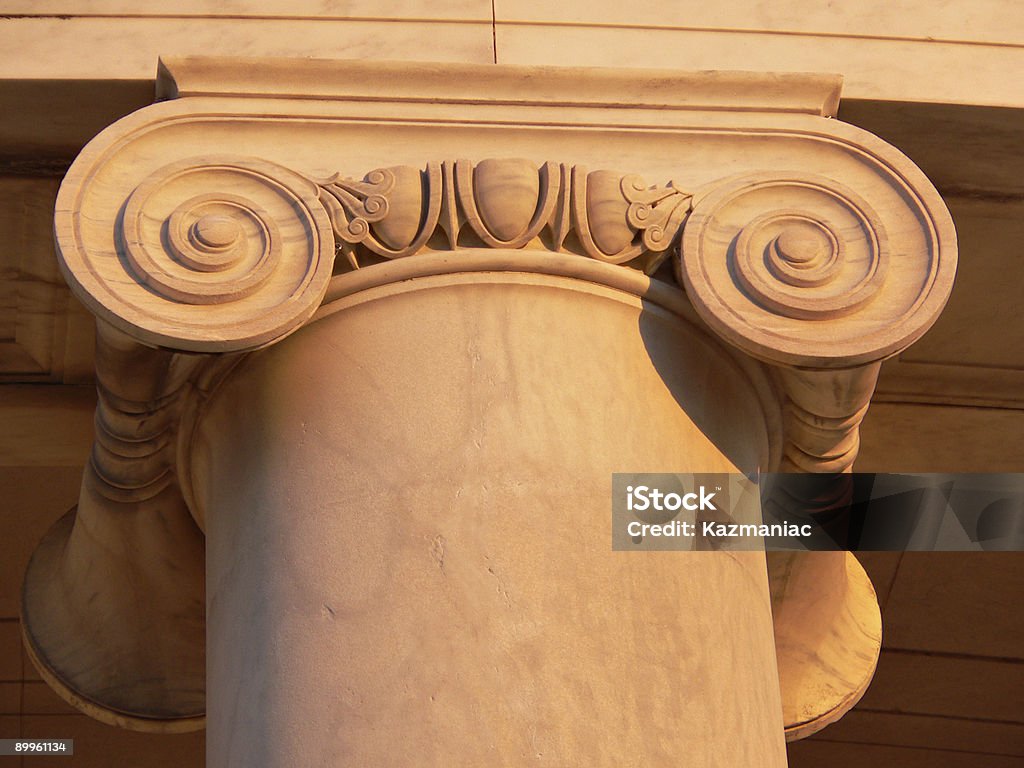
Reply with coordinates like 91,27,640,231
622,173,693,272
316,163,443,267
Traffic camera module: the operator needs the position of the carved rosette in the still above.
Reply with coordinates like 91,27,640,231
60,157,334,353
678,172,948,368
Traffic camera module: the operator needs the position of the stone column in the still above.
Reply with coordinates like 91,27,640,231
190,253,786,766
20,59,956,766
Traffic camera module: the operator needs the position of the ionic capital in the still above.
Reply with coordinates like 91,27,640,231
58,150,954,371
55,58,954,372
31,58,957,735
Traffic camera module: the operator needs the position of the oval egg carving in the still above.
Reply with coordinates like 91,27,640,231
586,170,636,256
372,165,425,251
472,159,540,242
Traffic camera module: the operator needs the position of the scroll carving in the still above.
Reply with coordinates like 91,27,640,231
673,171,948,472
70,154,951,378
311,162,910,474
677,172,946,369
318,164,443,264
58,156,336,354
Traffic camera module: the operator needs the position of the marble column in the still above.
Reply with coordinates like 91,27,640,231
192,253,786,766
20,59,956,767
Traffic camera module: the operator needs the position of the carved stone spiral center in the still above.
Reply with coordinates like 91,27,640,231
191,215,240,251
774,226,827,268
682,175,892,348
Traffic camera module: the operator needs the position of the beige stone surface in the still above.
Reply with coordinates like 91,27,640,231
49,59,952,368
0,6,1014,764
493,0,1024,44
1,490,1016,760
0,0,491,19
4,468,1018,764
20,324,207,732
769,552,881,741
4,2,1023,108
22,491,206,732
0,18,494,80
159,57,841,114
194,253,786,766
493,0,1024,108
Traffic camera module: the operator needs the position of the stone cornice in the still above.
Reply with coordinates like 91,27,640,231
156,57,844,117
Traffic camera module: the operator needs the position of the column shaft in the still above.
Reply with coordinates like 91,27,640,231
191,258,788,767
